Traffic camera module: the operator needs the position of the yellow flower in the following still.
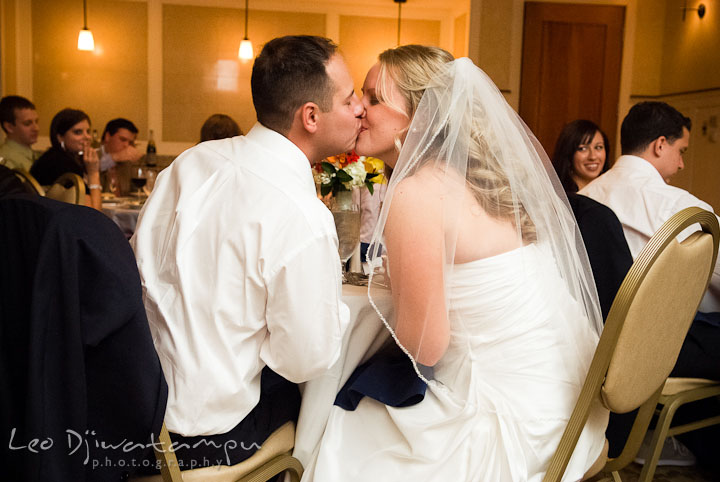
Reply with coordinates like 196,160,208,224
363,157,386,184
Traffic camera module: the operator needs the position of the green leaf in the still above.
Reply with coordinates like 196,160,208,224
321,162,336,174
365,180,374,195
320,183,332,196
336,170,353,182
366,172,379,180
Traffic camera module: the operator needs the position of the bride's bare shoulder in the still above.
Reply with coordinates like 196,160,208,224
394,164,447,200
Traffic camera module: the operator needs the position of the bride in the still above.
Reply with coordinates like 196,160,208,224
304,46,609,481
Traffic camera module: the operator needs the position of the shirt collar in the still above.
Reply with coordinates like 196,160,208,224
615,154,665,182
245,123,316,192
4,138,34,155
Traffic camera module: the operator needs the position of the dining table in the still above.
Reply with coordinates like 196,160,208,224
101,196,144,238
293,282,394,469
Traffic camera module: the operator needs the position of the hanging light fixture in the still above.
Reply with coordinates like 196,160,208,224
394,0,407,46
238,0,254,61
77,0,95,51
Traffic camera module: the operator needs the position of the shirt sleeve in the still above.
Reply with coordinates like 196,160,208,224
260,233,350,383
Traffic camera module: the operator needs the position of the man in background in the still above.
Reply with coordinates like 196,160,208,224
98,117,142,172
0,95,40,172
581,101,720,470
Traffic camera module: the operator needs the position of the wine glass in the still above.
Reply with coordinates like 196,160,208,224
130,166,148,200
331,191,361,283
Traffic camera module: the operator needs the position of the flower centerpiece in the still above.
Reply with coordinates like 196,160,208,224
314,151,383,197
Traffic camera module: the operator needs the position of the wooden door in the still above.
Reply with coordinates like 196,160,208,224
520,2,625,158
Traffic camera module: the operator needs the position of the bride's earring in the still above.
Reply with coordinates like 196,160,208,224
60,140,65,150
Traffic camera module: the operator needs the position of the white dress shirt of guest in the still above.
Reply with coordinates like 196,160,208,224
580,109,720,313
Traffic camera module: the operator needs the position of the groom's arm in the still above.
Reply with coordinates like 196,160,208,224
261,232,350,382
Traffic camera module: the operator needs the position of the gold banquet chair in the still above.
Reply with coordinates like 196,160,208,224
542,207,719,482
131,421,303,482
11,168,45,195
45,172,86,205
635,376,720,481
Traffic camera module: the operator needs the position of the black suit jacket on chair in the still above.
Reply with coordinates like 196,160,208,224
0,195,167,481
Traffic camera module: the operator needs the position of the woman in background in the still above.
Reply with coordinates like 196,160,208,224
200,113,242,142
552,119,609,192
31,108,101,209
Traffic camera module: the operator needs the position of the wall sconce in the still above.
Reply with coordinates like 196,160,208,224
682,1,706,20
394,0,407,46
77,0,95,51
238,0,254,61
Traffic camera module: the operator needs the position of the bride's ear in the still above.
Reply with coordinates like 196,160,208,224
298,102,320,134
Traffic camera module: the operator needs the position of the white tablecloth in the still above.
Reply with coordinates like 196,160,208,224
102,201,142,237
293,283,393,467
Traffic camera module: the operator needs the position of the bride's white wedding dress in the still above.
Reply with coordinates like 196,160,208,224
304,243,608,481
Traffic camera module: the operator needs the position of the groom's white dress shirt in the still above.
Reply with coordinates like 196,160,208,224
580,154,720,312
132,123,350,436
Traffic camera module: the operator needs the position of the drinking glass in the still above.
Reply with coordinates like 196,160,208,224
130,166,148,200
331,191,361,283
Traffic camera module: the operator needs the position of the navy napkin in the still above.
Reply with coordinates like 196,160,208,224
334,342,431,410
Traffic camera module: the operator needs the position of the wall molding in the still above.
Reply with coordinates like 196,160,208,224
630,87,720,100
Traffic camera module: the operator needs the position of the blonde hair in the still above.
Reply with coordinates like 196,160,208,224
377,44,535,241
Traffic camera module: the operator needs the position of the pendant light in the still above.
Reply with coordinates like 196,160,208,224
77,0,95,51
238,0,254,61
394,0,407,46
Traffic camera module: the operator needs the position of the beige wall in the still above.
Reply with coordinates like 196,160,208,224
453,13,468,58
1,0,19,94
1,0,456,153
661,0,720,94
162,4,326,141
631,0,665,96
339,15,441,94
30,0,148,142
472,0,515,90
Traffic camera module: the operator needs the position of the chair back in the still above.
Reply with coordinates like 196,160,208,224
11,168,45,195
543,207,719,481
0,196,167,481
602,225,716,412
45,172,85,205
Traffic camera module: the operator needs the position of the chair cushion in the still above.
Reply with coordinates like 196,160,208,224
662,377,720,396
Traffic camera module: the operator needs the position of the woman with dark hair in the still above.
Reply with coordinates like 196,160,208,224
200,113,242,142
552,119,609,192
31,108,101,209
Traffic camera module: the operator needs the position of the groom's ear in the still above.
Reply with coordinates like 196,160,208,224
299,102,320,134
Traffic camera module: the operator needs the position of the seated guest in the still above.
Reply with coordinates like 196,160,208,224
200,113,243,142
131,35,361,469
552,119,610,193
31,108,101,210
581,101,720,469
0,95,40,172
98,117,142,172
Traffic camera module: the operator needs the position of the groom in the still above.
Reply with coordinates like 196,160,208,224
132,35,363,468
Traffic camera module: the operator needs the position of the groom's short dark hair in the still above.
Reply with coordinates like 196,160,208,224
251,35,337,135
